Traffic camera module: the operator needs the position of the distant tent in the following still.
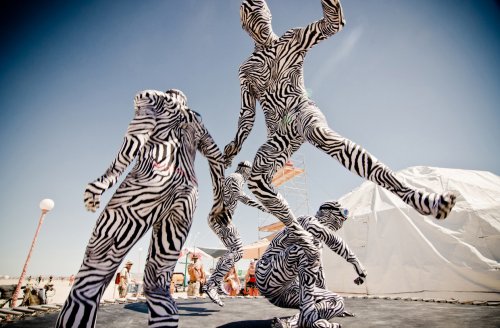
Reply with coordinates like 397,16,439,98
199,237,272,261
322,166,500,296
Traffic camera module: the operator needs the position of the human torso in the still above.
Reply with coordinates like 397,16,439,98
133,107,202,186
188,263,204,282
240,29,311,137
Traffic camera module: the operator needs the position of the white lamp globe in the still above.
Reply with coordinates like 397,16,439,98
39,199,55,212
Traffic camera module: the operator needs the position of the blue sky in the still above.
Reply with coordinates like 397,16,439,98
0,0,499,277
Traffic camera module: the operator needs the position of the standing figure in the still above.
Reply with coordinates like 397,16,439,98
256,201,366,328
244,260,259,296
56,89,225,328
224,0,456,251
187,255,206,297
118,260,133,298
203,161,268,306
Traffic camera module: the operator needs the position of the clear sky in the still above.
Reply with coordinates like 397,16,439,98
0,0,499,277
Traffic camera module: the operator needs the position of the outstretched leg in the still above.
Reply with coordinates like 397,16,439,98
297,104,456,219
247,134,318,254
204,220,243,306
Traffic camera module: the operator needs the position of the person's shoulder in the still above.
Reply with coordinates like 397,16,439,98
298,215,313,225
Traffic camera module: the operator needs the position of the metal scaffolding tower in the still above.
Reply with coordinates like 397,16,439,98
258,153,310,237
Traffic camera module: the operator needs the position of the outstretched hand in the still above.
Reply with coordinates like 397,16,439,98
353,268,367,285
84,181,107,212
223,141,238,169
354,276,365,285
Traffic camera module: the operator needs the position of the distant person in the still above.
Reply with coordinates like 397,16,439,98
56,89,226,328
244,260,259,296
223,266,240,296
187,255,206,297
68,274,75,286
36,275,43,287
118,260,133,298
44,276,55,304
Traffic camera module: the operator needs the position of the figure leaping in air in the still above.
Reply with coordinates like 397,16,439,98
224,0,456,251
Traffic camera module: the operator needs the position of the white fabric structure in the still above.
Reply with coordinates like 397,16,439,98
198,239,272,261
323,166,500,297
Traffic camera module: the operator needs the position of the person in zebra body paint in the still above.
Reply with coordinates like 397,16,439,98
204,160,269,306
56,89,226,328
256,200,366,328
224,0,456,252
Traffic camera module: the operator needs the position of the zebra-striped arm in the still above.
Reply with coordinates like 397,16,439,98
84,104,157,212
236,190,268,213
291,0,345,53
306,217,367,284
195,115,226,219
223,75,257,168
318,0,345,36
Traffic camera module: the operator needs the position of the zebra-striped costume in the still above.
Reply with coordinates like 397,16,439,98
257,201,366,328
225,0,456,250
204,161,268,306
56,89,225,328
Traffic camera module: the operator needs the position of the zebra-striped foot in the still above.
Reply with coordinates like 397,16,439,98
412,191,457,220
313,319,341,328
202,284,224,307
271,317,291,328
271,317,341,328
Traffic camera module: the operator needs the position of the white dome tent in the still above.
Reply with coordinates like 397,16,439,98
323,166,500,301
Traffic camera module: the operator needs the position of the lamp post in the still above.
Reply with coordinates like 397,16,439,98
10,199,54,307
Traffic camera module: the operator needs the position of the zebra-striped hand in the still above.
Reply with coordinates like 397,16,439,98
223,141,238,168
83,181,107,213
352,261,367,285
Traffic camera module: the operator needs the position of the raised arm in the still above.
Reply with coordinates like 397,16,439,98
84,90,158,212
293,0,345,51
307,218,367,284
223,74,257,168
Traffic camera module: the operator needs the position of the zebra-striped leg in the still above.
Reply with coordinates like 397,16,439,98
314,288,345,320
271,286,345,327
256,243,321,328
144,186,197,327
205,220,243,305
56,197,155,328
247,136,318,253
247,135,303,227
298,105,456,220
297,248,320,328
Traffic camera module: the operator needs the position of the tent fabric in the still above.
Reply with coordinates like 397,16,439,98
198,239,271,260
322,166,500,296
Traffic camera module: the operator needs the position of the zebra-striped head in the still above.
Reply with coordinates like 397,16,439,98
240,0,277,47
164,88,188,110
316,200,349,231
236,160,252,179
134,90,165,113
